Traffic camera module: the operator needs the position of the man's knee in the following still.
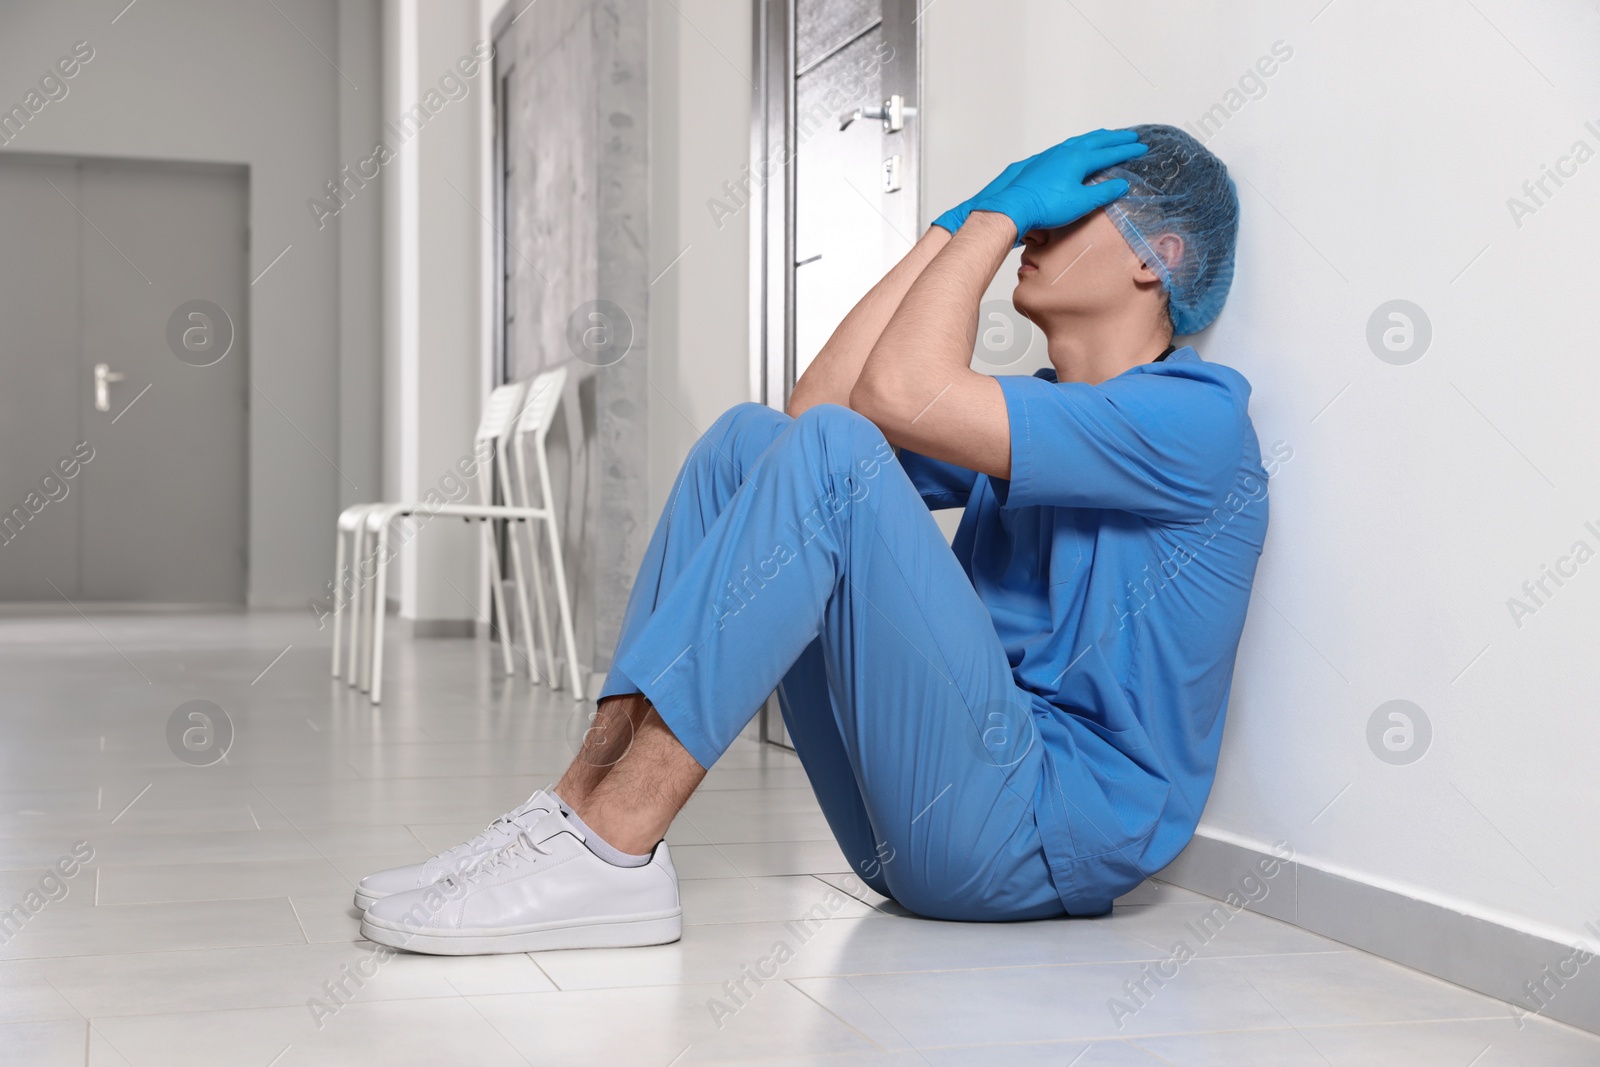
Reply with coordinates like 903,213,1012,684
792,402,873,435
709,401,790,442
690,403,789,481
790,404,892,471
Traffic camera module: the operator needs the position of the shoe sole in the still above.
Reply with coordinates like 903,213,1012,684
353,886,382,911
359,909,682,954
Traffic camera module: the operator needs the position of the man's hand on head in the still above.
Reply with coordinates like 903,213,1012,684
850,131,1147,480
967,129,1147,244
931,152,1040,236
851,211,1016,480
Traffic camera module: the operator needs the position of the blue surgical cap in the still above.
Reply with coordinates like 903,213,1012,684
1097,124,1239,336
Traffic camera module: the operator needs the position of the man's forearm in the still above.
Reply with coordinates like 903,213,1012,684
786,226,951,418
852,211,1016,420
842,211,1018,478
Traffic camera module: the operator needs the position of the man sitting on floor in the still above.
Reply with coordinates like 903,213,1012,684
354,124,1268,952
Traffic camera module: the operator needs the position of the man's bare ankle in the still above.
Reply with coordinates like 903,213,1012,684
576,796,660,857
570,708,708,855
555,694,652,805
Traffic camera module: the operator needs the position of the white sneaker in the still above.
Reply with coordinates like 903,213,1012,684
352,790,560,910
358,809,682,954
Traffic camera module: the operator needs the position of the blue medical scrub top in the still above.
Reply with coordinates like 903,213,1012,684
899,346,1268,913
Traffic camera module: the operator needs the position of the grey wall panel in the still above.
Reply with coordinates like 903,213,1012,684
592,0,652,675
495,0,649,676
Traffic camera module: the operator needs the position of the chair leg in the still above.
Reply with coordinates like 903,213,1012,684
333,506,369,680
331,521,347,678
524,518,558,689
360,515,382,693
371,519,396,704
349,515,370,687
503,518,539,680
543,512,584,701
509,431,556,687
485,520,515,677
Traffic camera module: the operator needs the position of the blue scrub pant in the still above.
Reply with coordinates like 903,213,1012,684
598,403,1066,922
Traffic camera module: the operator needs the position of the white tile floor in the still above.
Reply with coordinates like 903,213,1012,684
2,611,1597,1066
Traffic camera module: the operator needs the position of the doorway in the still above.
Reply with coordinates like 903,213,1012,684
0,155,249,605
751,0,922,746
752,0,921,408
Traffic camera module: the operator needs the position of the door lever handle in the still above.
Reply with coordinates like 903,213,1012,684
94,363,125,412
839,94,917,133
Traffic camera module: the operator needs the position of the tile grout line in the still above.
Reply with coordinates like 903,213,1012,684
108,783,152,824
524,952,562,991
284,895,310,944
782,976,892,1054
7,978,1535,1032
842,973,941,1065
442,975,536,1066
246,780,364,905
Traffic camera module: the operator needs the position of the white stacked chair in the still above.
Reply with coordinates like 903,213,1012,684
327,372,584,705
504,366,583,699
329,380,530,703
359,380,535,703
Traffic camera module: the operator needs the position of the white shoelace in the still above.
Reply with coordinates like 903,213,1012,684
445,800,551,859
450,828,556,887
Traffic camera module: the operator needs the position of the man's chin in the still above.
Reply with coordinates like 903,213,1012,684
1008,288,1044,324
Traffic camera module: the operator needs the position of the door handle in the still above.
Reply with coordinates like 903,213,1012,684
839,94,917,133
94,363,125,412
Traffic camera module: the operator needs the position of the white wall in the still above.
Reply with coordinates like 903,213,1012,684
924,0,1600,947
0,0,369,608
339,0,385,517
458,0,1600,951
646,0,755,516
382,0,485,624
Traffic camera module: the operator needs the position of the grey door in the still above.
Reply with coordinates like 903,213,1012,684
0,155,248,604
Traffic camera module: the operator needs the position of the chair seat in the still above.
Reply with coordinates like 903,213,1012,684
360,501,552,523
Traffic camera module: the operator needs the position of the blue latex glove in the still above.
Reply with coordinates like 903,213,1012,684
968,128,1149,244
931,153,1040,235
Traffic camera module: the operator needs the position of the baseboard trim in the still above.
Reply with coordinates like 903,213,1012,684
0,602,244,615
396,618,478,639
1156,832,1599,1035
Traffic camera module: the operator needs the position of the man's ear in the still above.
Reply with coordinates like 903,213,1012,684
1132,233,1184,282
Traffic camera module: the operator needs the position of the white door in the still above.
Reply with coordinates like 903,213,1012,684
793,0,919,381
753,0,921,747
